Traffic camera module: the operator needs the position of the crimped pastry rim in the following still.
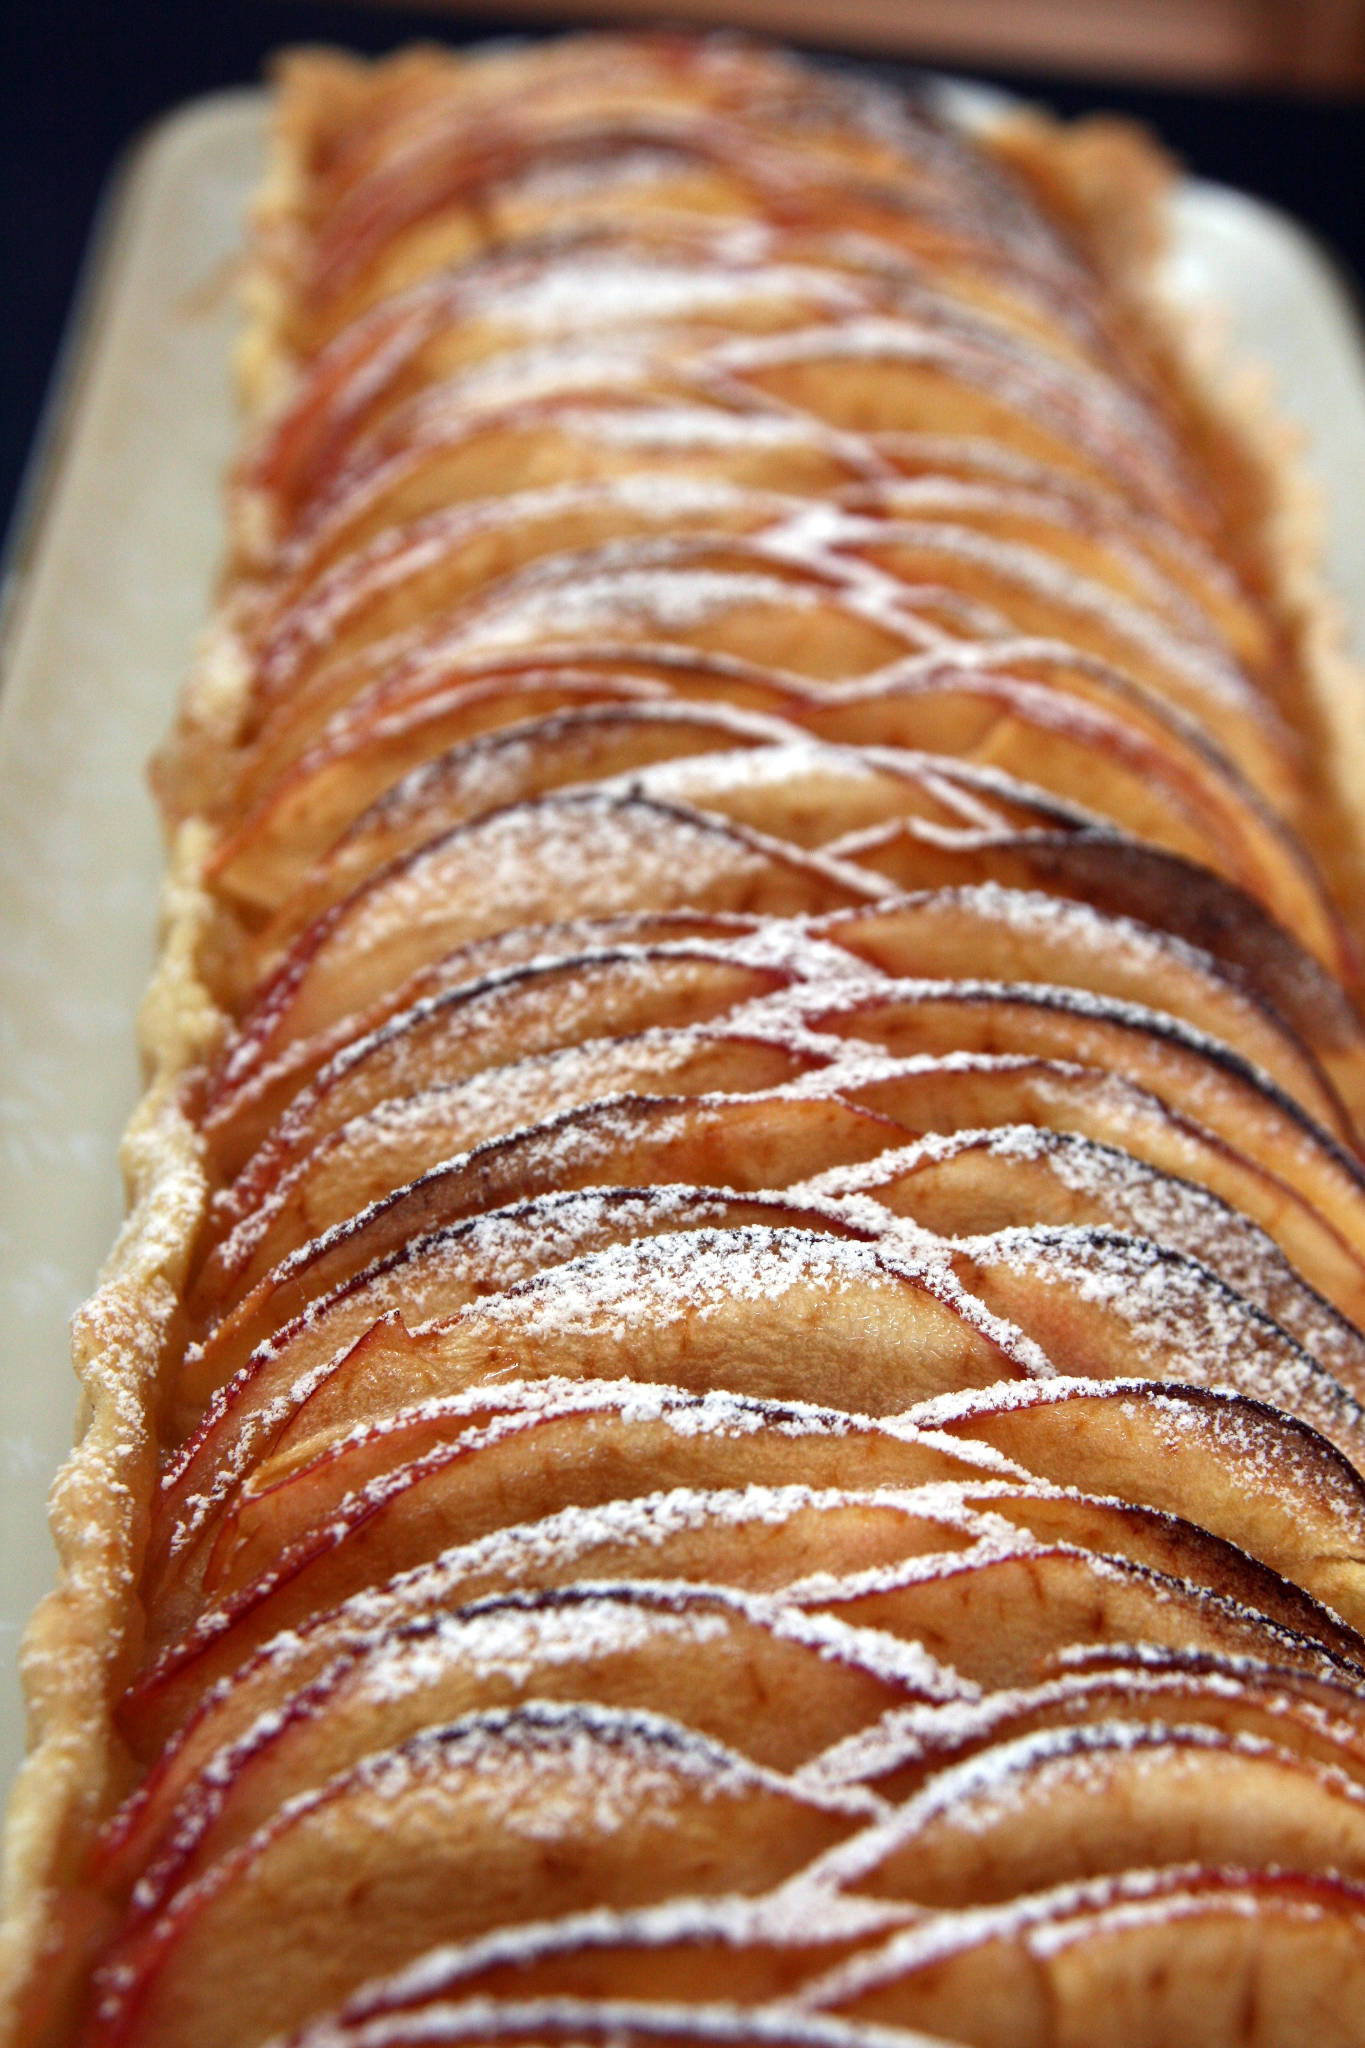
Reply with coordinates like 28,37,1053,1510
3,38,1364,2043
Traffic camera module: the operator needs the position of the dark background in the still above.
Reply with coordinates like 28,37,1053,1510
5,0,1364,564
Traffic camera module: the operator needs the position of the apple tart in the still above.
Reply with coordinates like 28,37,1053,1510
7,31,1365,2048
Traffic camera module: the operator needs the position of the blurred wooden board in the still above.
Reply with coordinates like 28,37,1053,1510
362,0,1365,91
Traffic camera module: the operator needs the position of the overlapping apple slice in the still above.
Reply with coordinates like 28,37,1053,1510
208,653,1307,930
217,793,881,1039
199,909,782,1171
804,1652,1365,1806
248,1895,917,2032
799,1126,1365,1372
128,1461,1351,1761
136,1380,1000,1753
811,984,1365,1241
182,1024,1365,1412
806,1869,1365,2048
233,721,1088,951
844,1061,1365,1326
818,891,1357,1135
196,934,837,1251
94,1578,974,1912
900,1377,1365,1627
82,1704,872,2048
800,1721,1365,1911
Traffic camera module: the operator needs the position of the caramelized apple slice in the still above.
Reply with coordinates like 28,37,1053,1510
95,1582,952,1911
809,1722,1365,1911
83,1706,866,2048
210,698,786,913
222,793,878,1037
201,909,781,1171
212,651,1295,923
906,1377,1365,1630
817,890,1351,1139
126,1478,1343,1761
940,1224,1365,1465
814,983,1365,1243
845,1060,1365,1329
807,1653,1365,1807
252,1895,910,2031
138,1380,1001,1761
814,1869,1365,2048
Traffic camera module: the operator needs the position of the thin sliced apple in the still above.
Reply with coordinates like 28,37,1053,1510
800,1125,1365,1382
247,1893,911,2032
196,941,810,1272
249,725,1083,953
183,1036,825,1369
126,1480,1343,1761
222,793,878,1038
210,698,787,914
136,1379,1003,1764
814,1868,1365,2048
942,1223,1365,1466
808,1721,1365,1910
201,908,772,1171
812,983,1365,1245
83,1705,866,2048
205,1228,1027,1491
904,1376,1365,1629
816,889,1351,1140
809,1655,1365,1815
95,1582,957,1911
844,1059,1365,1328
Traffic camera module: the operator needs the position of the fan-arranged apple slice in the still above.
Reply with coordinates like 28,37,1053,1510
136,1380,997,1756
809,1869,1365,2048
806,1721,1365,1911
937,1223,1365,1464
199,908,783,1170
844,1060,1365,1327
805,1653,1365,1808
150,1292,1014,1624
812,984,1365,1241
82,1705,870,2048
817,890,1355,1138
195,940,814,1253
128,1470,1346,1765
238,1894,915,2031
220,793,881,1037
903,1377,1365,1629
175,1434,1359,1715
181,1022,1365,1415
208,637,1312,930
200,932,857,1243
244,725,1092,957
94,1583,955,1917
209,698,789,914
799,1127,1365,1380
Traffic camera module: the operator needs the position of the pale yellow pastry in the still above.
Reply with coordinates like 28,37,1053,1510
6,34,1365,2048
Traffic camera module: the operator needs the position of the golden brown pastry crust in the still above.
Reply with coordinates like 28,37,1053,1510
4,36,1365,2045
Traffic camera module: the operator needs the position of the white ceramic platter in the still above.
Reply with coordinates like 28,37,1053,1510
2,83,1365,1812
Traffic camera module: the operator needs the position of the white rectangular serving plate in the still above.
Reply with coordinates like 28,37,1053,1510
3,81,1365,1811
